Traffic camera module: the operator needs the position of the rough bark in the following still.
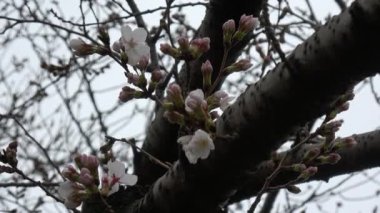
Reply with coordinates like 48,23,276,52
229,129,380,203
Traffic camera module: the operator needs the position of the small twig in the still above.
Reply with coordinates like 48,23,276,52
0,182,59,188
10,116,64,179
105,136,171,170
247,129,320,212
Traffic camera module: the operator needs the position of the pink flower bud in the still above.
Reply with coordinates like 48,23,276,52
62,165,79,181
331,137,357,151
338,102,350,112
299,166,318,180
302,147,320,162
69,38,95,56
185,89,207,113
82,155,99,171
137,55,149,70
224,59,252,73
178,36,190,50
167,83,184,106
160,43,180,58
126,73,139,85
151,69,165,82
119,86,137,102
326,153,341,164
223,19,236,35
319,119,344,136
201,60,213,89
223,19,236,46
192,37,210,52
238,14,259,33
164,110,185,125
78,168,95,186
290,163,307,173
190,37,210,58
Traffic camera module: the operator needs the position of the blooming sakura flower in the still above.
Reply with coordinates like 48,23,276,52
104,160,138,196
185,89,207,113
118,26,150,66
178,129,214,164
58,181,86,209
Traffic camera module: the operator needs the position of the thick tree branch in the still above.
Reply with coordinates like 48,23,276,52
229,129,380,203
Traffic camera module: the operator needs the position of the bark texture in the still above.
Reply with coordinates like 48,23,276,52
229,129,380,203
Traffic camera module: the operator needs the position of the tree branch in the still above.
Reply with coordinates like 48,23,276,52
229,129,380,203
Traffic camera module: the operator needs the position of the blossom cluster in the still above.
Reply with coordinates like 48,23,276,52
58,154,137,209
160,14,261,164
163,86,234,164
69,25,150,67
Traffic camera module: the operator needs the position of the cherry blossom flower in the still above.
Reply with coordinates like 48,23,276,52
185,89,207,113
177,129,214,164
58,181,85,209
118,26,150,66
104,160,138,196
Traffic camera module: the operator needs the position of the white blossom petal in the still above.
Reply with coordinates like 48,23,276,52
121,26,133,41
105,160,138,196
177,135,193,145
107,161,125,178
119,174,138,186
131,28,148,42
119,26,150,66
185,89,206,113
58,181,82,209
179,129,214,164
58,181,75,199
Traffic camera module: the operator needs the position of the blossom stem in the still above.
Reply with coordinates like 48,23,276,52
206,47,230,97
105,136,170,170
